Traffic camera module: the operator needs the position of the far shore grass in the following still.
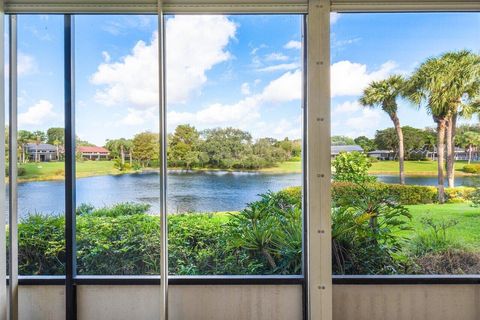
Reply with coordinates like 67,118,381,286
11,159,478,182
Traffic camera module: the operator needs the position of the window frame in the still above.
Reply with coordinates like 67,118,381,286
0,2,479,320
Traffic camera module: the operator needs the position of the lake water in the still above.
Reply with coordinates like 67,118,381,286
5,171,480,218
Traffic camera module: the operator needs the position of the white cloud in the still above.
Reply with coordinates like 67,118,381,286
167,70,302,133
334,101,361,114
331,60,397,97
18,53,37,76
344,108,382,137
91,15,237,109
264,52,289,62
18,100,58,126
257,63,299,73
284,40,302,50
119,108,156,126
241,82,251,95
261,70,302,103
331,12,340,24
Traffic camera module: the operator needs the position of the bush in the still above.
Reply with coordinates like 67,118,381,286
5,166,27,177
332,152,376,184
462,164,480,174
471,188,480,207
445,187,475,203
408,217,459,256
414,249,480,274
276,183,473,206
333,182,438,205
332,185,412,274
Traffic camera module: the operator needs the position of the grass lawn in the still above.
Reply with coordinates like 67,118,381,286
18,161,128,181
370,160,469,175
258,161,302,173
405,203,480,249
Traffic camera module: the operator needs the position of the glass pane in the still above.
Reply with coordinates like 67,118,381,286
74,15,160,275
165,15,304,275
15,15,65,275
330,12,480,275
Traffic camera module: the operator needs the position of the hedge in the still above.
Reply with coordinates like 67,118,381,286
281,182,475,205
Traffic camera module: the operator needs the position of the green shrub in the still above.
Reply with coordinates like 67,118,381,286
462,164,480,173
5,166,27,177
408,217,459,256
332,185,412,274
276,183,472,206
332,152,376,184
470,188,480,207
445,187,475,203
333,182,438,205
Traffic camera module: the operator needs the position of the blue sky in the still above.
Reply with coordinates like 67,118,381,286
12,13,480,145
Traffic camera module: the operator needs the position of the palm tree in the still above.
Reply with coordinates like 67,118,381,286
457,131,480,164
406,56,454,203
440,51,480,187
360,75,407,184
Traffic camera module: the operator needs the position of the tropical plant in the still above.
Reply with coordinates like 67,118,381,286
360,74,407,184
457,131,480,164
407,51,480,196
332,151,376,184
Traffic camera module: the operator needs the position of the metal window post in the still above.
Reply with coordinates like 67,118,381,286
158,1,168,319
0,4,6,320
64,14,77,320
8,14,18,320
306,0,332,319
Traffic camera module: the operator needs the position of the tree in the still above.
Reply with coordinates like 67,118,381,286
331,135,355,146
132,132,159,167
360,75,407,184
46,127,64,145
374,126,430,158
105,138,134,166
457,131,480,164
17,130,35,163
440,51,480,187
200,127,252,169
354,136,376,153
406,58,451,202
167,124,200,170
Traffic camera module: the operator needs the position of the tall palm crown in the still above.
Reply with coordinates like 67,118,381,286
359,75,406,116
406,50,480,118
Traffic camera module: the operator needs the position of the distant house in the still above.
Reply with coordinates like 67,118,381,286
78,146,110,160
368,150,396,160
26,143,59,162
331,145,363,158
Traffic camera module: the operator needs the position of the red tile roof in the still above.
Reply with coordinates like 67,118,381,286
78,146,110,154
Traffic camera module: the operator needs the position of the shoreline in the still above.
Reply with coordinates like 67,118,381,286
8,160,479,183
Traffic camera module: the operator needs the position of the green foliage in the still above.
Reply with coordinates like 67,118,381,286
228,191,302,274
167,124,201,169
46,127,64,145
132,132,159,167
332,185,412,274
18,214,65,275
354,136,376,152
374,126,432,157
408,217,459,256
470,188,480,207
462,164,480,173
332,151,376,184
331,135,355,146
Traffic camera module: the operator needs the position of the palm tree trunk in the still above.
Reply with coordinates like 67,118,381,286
446,114,457,187
120,145,125,166
468,145,472,164
436,119,447,203
391,114,405,184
